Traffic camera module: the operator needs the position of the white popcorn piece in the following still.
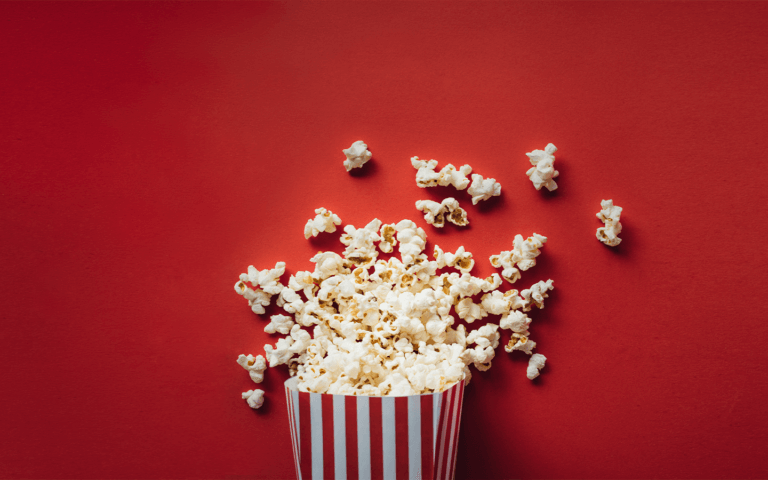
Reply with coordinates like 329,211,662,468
438,164,473,190
527,353,547,380
596,199,623,247
499,309,531,333
304,208,342,239
242,389,265,409
343,140,372,172
415,198,469,228
378,223,398,253
505,334,537,355
467,174,501,205
395,220,427,266
526,143,559,191
521,279,554,312
489,233,547,283
237,354,268,383
341,219,382,267
264,336,296,367
456,298,487,323
243,262,286,295
265,314,295,335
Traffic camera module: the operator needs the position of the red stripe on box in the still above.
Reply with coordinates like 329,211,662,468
322,394,335,480
345,396,358,480
368,396,383,480
436,386,456,480
298,392,312,480
420,394,434,480
395,396,410,480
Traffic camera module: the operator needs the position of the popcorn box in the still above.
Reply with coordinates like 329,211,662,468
284,377,466,480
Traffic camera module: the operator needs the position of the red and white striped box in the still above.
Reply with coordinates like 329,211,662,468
284,377,466,480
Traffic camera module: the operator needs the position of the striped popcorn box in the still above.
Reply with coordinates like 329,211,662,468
284,377,466,480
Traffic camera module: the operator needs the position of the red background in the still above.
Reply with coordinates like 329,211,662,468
2,2,767,479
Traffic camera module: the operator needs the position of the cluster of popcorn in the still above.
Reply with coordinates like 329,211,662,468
236,212,554,407
596,199,623,247
411,157,501,205
415,198,469,228
526,143,559,192
490,233,548,284
343,141,372,172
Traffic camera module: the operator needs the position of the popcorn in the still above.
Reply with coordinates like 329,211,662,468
378,223,398,253
340,219,382,266
490,233,547,283
596,199,623,247
265,314,294,335
526,143,559,191
415,198,469,228
411,157,472,190
237,354,267,383
467,174,502,205
242,389,265,409
343,140,372,172
236,215,557,404
527,353,547,380
521,279,554,312
304,207,342,239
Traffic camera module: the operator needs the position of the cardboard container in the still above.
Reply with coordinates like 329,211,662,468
285,377,466,480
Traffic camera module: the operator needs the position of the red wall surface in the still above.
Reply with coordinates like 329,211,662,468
2,2,767,479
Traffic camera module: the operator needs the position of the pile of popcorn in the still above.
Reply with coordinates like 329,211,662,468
236,141,623,408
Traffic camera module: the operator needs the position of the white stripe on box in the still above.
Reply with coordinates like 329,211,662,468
333,395,347,480
433,393,441,458
310,393,323,480
446,387,460,480
292,390,302,480
356,396,371,480
449,385,464,480
408,395,421,480
286,388,300,480
381,397,396,480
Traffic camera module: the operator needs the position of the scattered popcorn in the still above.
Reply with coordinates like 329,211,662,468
234,262,286,314
242,389,265,409
304,207,342,239
526,143,559,191
490,233,547,283
527,353,547,380
237,354,267,383
343,140,372,172
415,198,469,228
596,199,623,247
467,174,501,205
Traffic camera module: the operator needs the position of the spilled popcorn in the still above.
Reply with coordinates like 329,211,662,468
236,215,554,408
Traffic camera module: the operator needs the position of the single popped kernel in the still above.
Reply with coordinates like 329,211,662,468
467,174,501,205
304,207,342,239
526,143,559,191
343,141,372,172
596,199,623,246
527,353,547,380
